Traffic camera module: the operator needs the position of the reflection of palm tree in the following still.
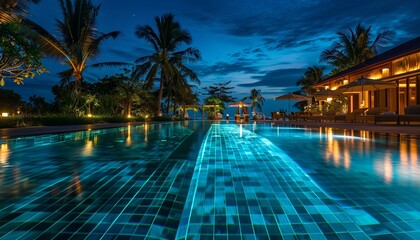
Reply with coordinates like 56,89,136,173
134,13,201,117
296,66,325,95
320,23,394,72
32,0,122,92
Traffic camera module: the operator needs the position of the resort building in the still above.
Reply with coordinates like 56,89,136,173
313,36,420,114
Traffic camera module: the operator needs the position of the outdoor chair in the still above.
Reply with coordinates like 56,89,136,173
345,108,367,122
316,111,336,122
306,112,322,121
357,107,389,123
374,112,400,125
334,113,347,122
399,105,420,125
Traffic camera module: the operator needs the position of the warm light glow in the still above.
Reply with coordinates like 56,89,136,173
343,79,348,84
324,86,329,90
325,128,341,167
126,125,132,146
410,138,418,165
145,115,149,118
127,114,131,118
82,140,93,156
383,151,393,184
382,68,390,77
1,113,8,117
144,123,148,142
326,97,333,102
343,148,350,170
360,130,369,142
0,143,10,166
331,87,337,90
398,83,416,88
87,114,92,118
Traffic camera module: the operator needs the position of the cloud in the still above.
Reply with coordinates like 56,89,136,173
195,59,263,77
237,68,305,88
181,0,420,54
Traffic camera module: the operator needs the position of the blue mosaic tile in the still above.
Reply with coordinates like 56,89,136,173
177,124,369,239
0,123,198,239
248,123,420,240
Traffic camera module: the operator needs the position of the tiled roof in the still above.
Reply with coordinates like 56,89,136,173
317,36,420,84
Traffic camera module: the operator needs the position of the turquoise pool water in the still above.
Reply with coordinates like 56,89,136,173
0,122,419,239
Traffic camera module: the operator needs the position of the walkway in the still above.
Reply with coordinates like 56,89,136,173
0,122,144,139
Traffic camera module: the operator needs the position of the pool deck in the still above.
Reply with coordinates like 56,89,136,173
1,120,420,138
0,122,144,138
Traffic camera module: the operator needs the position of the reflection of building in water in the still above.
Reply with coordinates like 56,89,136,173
373,135,420,185
324,128,352,169
1,143,10,166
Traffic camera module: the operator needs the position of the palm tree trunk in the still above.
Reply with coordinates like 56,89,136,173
73,71,83,94
127,101,132,117
156,74,164,116
166,94,171,115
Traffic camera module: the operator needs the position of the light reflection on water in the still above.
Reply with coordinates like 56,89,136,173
0,122,193,200
246,123,420,237
247,124,420,188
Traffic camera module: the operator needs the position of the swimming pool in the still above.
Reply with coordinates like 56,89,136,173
0,122,418,239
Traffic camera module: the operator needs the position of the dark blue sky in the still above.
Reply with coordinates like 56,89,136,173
4,0,420,114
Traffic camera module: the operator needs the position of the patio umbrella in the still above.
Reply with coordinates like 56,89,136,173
228,101,252,107
312,89,341,101
274,93,309,114
229,101,251,117
337,77,396,108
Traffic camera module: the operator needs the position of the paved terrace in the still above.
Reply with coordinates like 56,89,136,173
0,122,144,139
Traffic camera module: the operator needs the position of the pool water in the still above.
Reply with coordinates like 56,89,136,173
0,122,419,239
245,123,420,240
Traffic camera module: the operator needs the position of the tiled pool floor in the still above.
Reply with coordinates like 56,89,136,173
1,123,419,239
0,124,197,239
177,124,369,239
249,125,420,240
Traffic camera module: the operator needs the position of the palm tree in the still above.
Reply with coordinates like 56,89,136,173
134,13,201,117
243,88,265,114
0,0,46,86
33,0,123,92
296,66,325,95
83,93,99,115
320,23,394,72
0,0,40,23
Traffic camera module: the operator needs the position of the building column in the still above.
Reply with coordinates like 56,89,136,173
417,75,420,104
396,80,400,114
